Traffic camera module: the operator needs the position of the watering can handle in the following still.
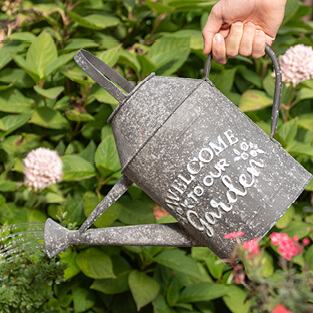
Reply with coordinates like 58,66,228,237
204,44,282,139
74,49,134,102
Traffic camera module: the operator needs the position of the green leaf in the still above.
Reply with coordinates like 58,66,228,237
282,221,311,239
88,85,119,107
95,135,121,178
62,39,99,52
297,113,313,131
278,118,298,144
137,55,157,77
72,287,95,313
62,155,96,181
76,247,115,279
179,282,228,303
0,113,31,139
0,68,34,88
166,276,181,307
65,109,94,122
286,140,313,157
0,82,14,91
97,45,121,68
128,270,160,311
276,205,295,229
223,286,250,313
27,208,47,223
167,0,216,10
205,256,226,280
119,50,141,74
154,249,203,280
79,140,97,164
144,0,174,13
153,294,176,313
117,195,156,225
209,68,237,93
6,32,36,42
0,48,12,70
26,31,58,81
238,66,262,88
0,180,20,192
67,11,120,30
283,0,300,24
83,192,121,228
10,53,39,82
91,255,132,294
30,107,70,129
33,86,64,99
304,244,313,270
239,90,273,112
306,178,313,191
0,203,28,224
148,36,190,76
296,87,313,102
259,251,274,277
0,89,34,113
44,52,77,77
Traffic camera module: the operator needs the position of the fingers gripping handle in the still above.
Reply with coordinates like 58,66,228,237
74,49,134,102
204,44,282,139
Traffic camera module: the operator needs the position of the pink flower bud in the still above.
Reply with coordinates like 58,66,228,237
302,238,310,246
272,304,294,313
223,231,244,239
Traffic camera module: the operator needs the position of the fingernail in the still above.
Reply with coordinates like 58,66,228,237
214,33,224,42
245,22,255,27
234,21,243,27
256,30,265,36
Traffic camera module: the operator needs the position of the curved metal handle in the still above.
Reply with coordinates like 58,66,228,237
204,44,282,139
74,49,135,102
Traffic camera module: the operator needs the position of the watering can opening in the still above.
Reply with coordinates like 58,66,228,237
44,45,312,261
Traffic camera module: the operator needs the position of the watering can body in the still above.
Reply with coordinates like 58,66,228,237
44,47,312,260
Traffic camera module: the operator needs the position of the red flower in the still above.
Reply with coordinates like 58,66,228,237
243,238,261,257
272,304,293,313
270,232,302,261
224,231,244,239
302,238,310,246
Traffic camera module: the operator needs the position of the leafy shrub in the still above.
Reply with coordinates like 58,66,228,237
0,0,312,312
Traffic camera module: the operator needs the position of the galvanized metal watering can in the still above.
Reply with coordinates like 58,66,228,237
45,46,312,260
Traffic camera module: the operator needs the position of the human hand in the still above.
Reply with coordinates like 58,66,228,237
202,0,287,64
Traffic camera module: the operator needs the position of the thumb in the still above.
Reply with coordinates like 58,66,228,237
202,5,224,54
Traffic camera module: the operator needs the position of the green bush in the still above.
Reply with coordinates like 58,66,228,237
0,0,312,312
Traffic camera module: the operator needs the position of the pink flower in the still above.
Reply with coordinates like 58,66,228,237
233,264,245,285
234,272,245,285
153,205,169,220
23,148,63,191
272,304,294,313
270,232,289,246
302,238,310,246
243,238,261,256
270,232,302,261
224,231,244,239
280,44,313,87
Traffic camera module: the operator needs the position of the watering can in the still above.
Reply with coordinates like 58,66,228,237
44,45,312,260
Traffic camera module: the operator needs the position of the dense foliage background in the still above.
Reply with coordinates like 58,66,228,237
0,0,312,312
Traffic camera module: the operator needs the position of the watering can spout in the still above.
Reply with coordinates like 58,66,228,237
44,218,70,258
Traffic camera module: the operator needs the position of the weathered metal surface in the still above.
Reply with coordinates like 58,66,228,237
44,45,312,260
45,219,203,259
